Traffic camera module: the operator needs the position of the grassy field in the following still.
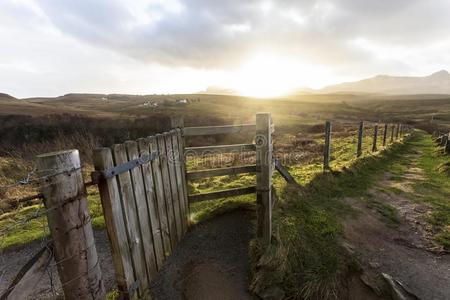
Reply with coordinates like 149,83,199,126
0,93,449,299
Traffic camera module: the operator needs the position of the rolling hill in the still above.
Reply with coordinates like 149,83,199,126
319,70,450,95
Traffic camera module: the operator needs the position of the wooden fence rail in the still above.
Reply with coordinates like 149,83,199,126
323,121,409,171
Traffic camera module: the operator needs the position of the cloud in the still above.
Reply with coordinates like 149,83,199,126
1,0,450,97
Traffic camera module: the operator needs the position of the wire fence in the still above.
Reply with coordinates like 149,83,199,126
0,165,97,299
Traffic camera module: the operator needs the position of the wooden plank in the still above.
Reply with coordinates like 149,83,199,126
93,148,136,299
112,144,149,297
125,141,158,280
323,121,331,170
37,150,105,300
183,124,256,136
256,112,272,245
274,159,298,185
184,143,256,156
148,137,172,257
164,132,183,242
175,128,190,230
186,165,257,180
156,134,178,250
2,245,53,300
137,138,165,270
170,130,188,233
357,121,364,157
372,124,379,152
188,186,256,203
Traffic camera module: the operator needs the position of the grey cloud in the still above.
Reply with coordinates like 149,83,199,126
17,0,450,69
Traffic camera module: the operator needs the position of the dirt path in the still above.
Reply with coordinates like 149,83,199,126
150,209,256,300
0,230,116,299
343,150,450,299
1,210,255,299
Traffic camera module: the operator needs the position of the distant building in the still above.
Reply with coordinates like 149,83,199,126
176,99,189,104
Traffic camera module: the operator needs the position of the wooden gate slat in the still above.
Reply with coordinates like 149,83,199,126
93,148,137,299
125,141,158,280
156,134,178,249
112,144,149,296
137,138,165,269
164,132,183,241
171,130,188,233
149,137,172,257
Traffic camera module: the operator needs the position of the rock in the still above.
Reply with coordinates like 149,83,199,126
382,273,419,300
259,286,285,300
369,261,380,269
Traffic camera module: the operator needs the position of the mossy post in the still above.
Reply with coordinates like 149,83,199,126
382,124,388,147
256,113,272,245
372,124,379,152
323,121,332,170
37,149,105,300
357,121,364,157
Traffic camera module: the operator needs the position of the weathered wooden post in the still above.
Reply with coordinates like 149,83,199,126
441,133,449,147
357,121,364,157
390,124,395,143
382,124,388,147
256,113,273,245
323,121,331,170
37,150,105,300
445,133,450,154
372,124,379,152
395,124,400,140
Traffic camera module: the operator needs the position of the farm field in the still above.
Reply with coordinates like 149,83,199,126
0,94,449,299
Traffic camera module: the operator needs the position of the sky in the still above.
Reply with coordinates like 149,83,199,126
1,0,450,98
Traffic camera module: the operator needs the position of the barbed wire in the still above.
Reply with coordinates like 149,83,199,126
0,165,85,191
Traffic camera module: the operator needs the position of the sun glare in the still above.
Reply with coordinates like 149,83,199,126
230,54,330,98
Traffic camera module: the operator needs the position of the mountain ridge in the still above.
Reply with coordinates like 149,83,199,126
318,70,450,95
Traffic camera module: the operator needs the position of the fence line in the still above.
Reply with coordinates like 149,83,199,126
1,115,416,300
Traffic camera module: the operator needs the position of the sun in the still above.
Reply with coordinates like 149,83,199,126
229,54,330,98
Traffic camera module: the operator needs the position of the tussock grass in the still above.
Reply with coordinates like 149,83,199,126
250,136,412,299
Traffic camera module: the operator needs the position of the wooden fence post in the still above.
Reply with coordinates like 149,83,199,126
256,113,272,245
390,124,395,143
382,124,388,147
395,124,400,140
323,121,331,170
37,150,105,300
441,133,449,147
372,124,379,152
445,133,450,154
357,121,364,157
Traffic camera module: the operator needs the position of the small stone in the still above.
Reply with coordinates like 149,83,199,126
369,261,381,269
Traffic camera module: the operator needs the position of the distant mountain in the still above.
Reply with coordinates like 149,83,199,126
0,93,17,101
319,70,450,95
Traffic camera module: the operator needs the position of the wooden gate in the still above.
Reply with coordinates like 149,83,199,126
92,113,273,299
93,130,188,299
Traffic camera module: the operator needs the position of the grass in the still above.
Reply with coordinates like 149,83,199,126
249,134,414,299
0,186,105,250
407,132,450,248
